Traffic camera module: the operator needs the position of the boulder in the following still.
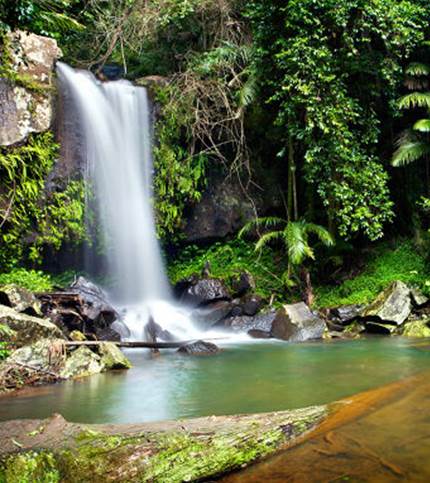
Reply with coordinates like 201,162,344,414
271,303,325,342
5,338,65,372
227,311,277,338
180,278,231,306
364,321,396,335
410,287,429,307
68,277,118,325
98,342,131,370
0,304,64,347
330,304,363,325
60,346,103,379
95,326,121,342
402,320,430,338
361,281,412,326
0,30,62,146
0,284,42,316
177,340,220,355
241,294,263,316
191,300,233,330
231,272,255,297
144,317,176,342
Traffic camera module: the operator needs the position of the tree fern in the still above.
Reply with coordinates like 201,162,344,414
398,92,430,110
392,141,430,167
413,119,430,132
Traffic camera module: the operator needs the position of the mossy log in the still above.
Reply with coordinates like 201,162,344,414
0,405,326,482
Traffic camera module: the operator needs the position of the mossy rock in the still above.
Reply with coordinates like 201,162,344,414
402,320,430,338
98,342,131,370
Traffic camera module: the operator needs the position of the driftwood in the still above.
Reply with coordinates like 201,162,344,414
64,338,226,349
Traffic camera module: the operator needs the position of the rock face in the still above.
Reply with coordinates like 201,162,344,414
184,176,261,242
191,300,233,330
227,311,277,338
180,277,231,305
0,284,42,316
178,340,220,355
272,303,325,342
98,342,132,369
60,346,103,379
361,281,412,325
0,30,62,146
0,304,64,347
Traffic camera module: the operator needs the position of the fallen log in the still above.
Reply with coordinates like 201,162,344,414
64,338,227,349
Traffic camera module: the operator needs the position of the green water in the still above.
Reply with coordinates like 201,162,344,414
1,337,429,424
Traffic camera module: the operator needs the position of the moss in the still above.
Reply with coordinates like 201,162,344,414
0,406,325,482
0,451,60,483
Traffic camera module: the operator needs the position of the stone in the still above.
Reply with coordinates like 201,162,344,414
410,287,429,307
227,311,277,338
69,330,86,341
271,303,326,342
364,321,396,335
5,338,65,372
402,320,430,338
0,284,42,316
177,340,220,355
0,30,62,146
191,300,233,330
241,294,263,317
330,304,363,325
0,304,64,347
361,281,412,326
231,272,255,297
144,317,176,342
98,342,131,370
343,321,365,336
60,346,103,379
180,278,231,306
95,326,121,342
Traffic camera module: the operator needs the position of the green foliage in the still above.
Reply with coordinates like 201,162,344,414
153,85,207,237
247,0,430,240
167,239,287,300
0,323,14,360
0,268,53,292
0,132,87,267
315,240,430,307
240,217,334,287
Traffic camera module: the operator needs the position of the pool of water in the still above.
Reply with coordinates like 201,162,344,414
1,337,430,424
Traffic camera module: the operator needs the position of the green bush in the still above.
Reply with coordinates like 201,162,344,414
315,240,430,308
167,239,287,300
0,268,53,292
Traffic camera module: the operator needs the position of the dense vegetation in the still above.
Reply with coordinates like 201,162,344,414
2,0,430,306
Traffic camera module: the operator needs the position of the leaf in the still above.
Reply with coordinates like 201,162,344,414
398,92,430,110
413,119,430,132
392,141,430,167
406,62,430,77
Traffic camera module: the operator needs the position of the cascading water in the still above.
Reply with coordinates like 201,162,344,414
57,62,204,340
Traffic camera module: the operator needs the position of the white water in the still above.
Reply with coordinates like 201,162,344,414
57,63,208,340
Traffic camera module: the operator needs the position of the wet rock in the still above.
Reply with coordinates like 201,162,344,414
5,338,65,372
95,326,121,342
247,329,272,339
191,300,233,330
241,294,263,317
410,287,429,307
227,311,277,338
0,30,62,146
330,304,363,325
271,303,325,342
402,320,430,338
110,320,130,339
0,304,64,347
60,346,103,379
144,317,176,342
361,281,412,325
343,321,365,336
68,277,118,325
0,284,42,316
231,272,255,298
180,277,231,306
98,342,131,370
177,340,220,355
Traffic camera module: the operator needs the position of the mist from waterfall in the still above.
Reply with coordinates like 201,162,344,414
57,63,202,340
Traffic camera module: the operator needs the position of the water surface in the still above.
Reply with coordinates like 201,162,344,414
1,337,429,424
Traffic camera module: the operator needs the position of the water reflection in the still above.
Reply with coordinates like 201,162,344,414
0,337,429,424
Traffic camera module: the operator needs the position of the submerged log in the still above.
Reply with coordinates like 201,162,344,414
0,405,326,482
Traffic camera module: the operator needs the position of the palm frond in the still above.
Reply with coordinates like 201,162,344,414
304,223,334,247
413,119,430,132
398,92,430,110
406,62,430,77
238,74,257,108
284,222,308,265
238,216,286,238
255,230,283,251
392,141,430,167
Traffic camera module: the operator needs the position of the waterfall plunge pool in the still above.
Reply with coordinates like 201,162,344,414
1,336,430,424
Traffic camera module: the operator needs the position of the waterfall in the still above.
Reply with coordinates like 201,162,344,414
57,63,201,340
